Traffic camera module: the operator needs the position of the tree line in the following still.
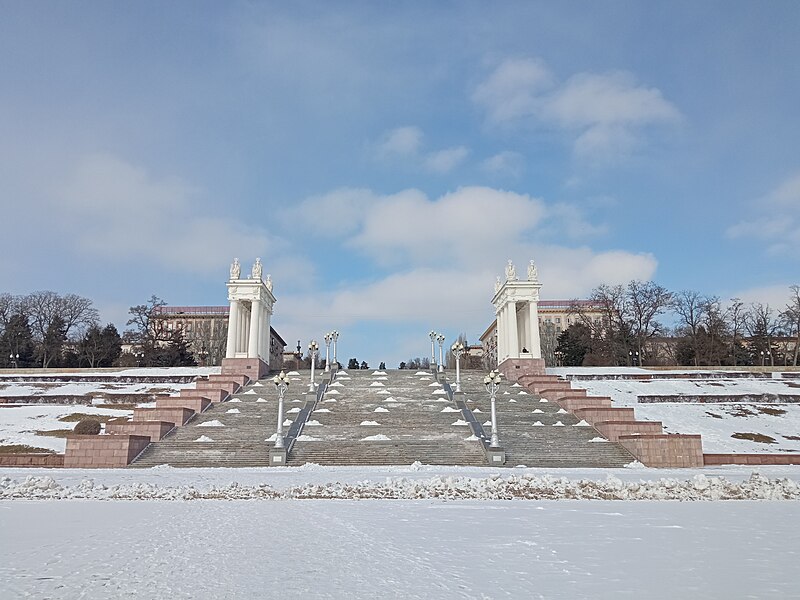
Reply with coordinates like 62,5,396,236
0,291,120,368
553,282,800,367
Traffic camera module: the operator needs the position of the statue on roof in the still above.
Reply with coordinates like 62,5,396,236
527,259,538,282
265,274,273,292
230,258,241,280
505,259,517,281
251,257,263,281
494,276,502,294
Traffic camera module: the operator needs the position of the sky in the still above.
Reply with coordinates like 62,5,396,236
1,1,798,367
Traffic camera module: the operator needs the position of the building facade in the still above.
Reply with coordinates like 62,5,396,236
155,306,286,369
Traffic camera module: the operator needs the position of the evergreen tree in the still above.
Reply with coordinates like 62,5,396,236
0,313,35,367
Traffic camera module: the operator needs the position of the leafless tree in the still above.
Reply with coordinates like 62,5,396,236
672,290,707,367
746,302,780,366
781,285,800,366
727,298,746,366
22,291,99,367
627,280,672,365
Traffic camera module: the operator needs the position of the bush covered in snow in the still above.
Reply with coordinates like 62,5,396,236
73,419,101,435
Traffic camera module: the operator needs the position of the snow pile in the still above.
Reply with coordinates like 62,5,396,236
225,408,241,414
360,421,380,426
369,382,385,387
194,435,214,442
573,420,591,427
296,435,321,442
590,437,609,442
314,408,331,413
373,407,389,413
256,398,268,403
361,434,391,441
305,420,323,427
441,407,460,413
287,407,301,413
2,472,797,501
553,421,564,427
451,420,469,426
198,420,224,427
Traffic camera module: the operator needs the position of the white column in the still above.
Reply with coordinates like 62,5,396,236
248,300,262,358
529,300,542,359
507,301,519,359
240,306,250,355
495,311,503,362
261,308,272,365
225,301,239,358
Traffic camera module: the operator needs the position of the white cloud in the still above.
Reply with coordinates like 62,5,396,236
56,154,272,276
375,126,423,158
728,284,796,310
472,57,552,122
727,172,800,257
424,146,469,173
281,188,379,238
472,58,681,160
481,151,524,177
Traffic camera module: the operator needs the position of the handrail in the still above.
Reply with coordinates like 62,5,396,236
285,373,329,454
442,379,489,450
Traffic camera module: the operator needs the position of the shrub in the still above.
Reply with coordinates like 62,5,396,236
73,419,101,435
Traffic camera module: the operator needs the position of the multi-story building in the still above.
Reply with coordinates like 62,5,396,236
480,300,605,368
155,306,286,369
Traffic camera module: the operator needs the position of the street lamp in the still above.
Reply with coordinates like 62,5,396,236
429,331,437,367
437,334,445,373
451,341,465,392
331,330,339,368
324,333,332,373
308,340,319,392
484,370,502,448
272,370,290,449
554,351,564,367
9,353,19,369
136,351,145,367
760,350,765,367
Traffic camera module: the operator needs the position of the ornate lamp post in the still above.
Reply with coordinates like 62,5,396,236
451,341,465,392
429,331,437,367
331,330,339,368
437,334,445,373
324,333,332,373
484,369,502,448
272,370,289,449
9,353,19,369
308,340,319,392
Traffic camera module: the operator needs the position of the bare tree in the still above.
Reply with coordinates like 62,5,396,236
627,280,672,365
727,298,746,366
746,302,780,366
0,293,20,333
781,285,800,366
673,290,707,367
22,291,99,367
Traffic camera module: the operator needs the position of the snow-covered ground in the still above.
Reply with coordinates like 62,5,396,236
0,405,133,452
0,366,220,378
547,368,800,454
1,466,799,599
0,380,194,398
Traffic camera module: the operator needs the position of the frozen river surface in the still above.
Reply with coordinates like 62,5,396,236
2,498,798,599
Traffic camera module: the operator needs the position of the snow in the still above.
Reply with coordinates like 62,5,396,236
255,398,268,403
305,420,323,427
573,420,591,427
372,371,387,376
0,404,133,452
428,382,440,387
539,398,549,403
360,421,380,426
194,435,214,442
198,420,224,428
532,409,544,414
472,408,483,413
553,421,564,427
373,407,389,413
325,389,341,395
228,398,241,403
483,421,492,426
295,435,321,442
283,419,293,426
553,371,800,454
287,408,301,413
329,381,344,387
556,408,568,414
376,390,391,395
314,408,331,413
441,407,460,413
532,421,543,427
518,390,528,395
415,371,429,375
451,420,469,426
590,437,609,442
286,371,300,376
225,408,241,414
244,389,257,395
361,434,391,441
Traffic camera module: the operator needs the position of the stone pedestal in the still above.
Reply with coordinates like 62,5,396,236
222,357,269,380
269,447,287,465
486,446,506,465
497,357,546,383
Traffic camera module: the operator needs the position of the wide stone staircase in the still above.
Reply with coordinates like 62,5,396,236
132,374,310,468
457,374,634,468
286,370,485,466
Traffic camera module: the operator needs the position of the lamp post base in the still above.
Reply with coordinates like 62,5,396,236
486,446,506,465
269,447,287,465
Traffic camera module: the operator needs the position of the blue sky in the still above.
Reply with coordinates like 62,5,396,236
1,1,798,366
